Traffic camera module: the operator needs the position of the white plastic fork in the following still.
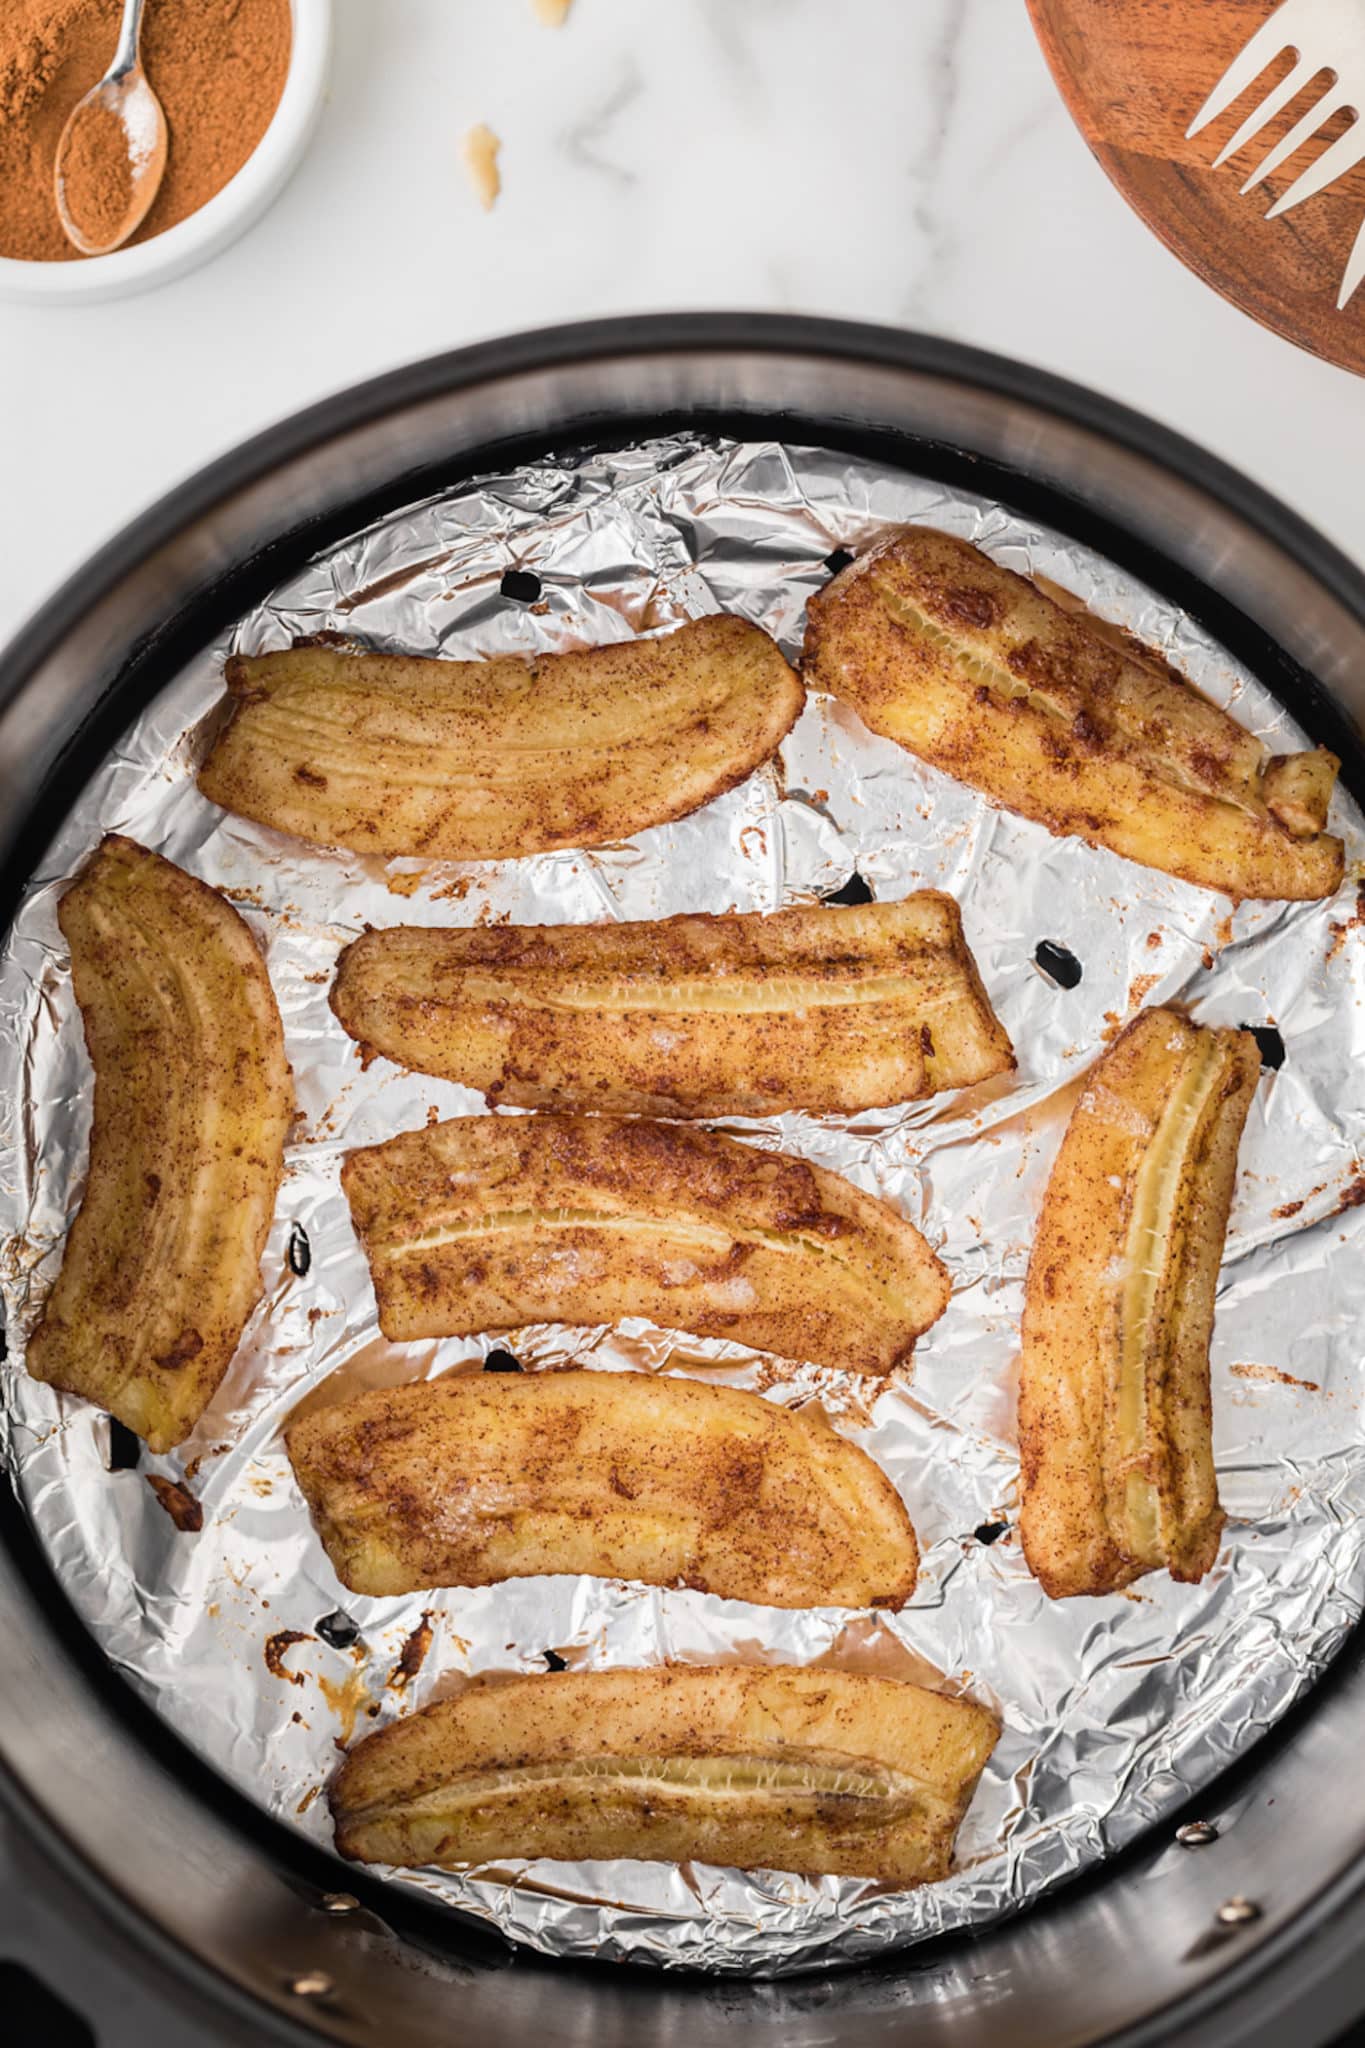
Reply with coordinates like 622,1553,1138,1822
1187,0,1365,309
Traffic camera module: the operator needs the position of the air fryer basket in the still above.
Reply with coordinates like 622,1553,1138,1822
3,316,1365,2048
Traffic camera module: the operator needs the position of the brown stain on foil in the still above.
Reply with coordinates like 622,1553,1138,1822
284,1346,479,1424
319,1656,374,1749
147,1474,203,1532
336,551,455,613
1126,972,1161,1012
1231,1362,1321,1393
389,1610,436,1689
809,1614,951,1692
265,1628,312,1685
385,868,428,898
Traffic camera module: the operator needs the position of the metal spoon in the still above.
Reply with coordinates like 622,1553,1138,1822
54,0,168,257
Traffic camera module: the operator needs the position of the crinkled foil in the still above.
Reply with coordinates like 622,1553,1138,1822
3,437,1365,1978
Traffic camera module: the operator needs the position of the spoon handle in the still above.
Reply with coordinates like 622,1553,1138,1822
110,0,149,81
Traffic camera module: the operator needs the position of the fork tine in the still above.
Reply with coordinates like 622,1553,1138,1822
1210,57,1318,168
1336,209,1365,308
1186,3,1300,138
1241,83,1349,191
1268,111,1365,215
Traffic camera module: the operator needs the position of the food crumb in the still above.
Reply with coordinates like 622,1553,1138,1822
463,124,501,210
534,0,574,22
390,1610,436,1689
147,1474,203,1532
1326,881,1365,963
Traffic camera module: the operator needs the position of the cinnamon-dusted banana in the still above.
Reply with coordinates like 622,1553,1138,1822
198,617,803,861
804,526,1343,902
287,1368,919,1607
342,1114,950,1375
331,893,1013,1118
330,1664,999,1884
1019,1008,1259,1598
26,837,292,1452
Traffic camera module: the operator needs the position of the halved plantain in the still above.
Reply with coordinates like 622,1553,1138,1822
342,1114,950,1375
1019,1008,1260,1598
26,836,293,1453
329,1664,999,1883
286,1367,918,1607
803,526,1344,902
331,892,1013,1118
197,616,803,861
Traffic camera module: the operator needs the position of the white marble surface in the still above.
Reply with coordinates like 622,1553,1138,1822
1,0,1363,646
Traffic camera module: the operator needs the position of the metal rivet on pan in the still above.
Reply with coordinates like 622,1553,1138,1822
319,1892,359,1916
1176,1820,1219,1847
289,1971,335,1998
1215,1896,1262,1926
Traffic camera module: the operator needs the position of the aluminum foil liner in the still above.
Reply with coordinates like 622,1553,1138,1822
3,436,1365,1977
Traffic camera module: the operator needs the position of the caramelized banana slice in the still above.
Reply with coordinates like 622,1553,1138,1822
1019,1009,1259,1598
287,1368,918,1607
26,837,292,1452
804,526,1343,902
198,617,803,861
330,1665,999,1883
331,893,1013,1118
342,1115,949,1375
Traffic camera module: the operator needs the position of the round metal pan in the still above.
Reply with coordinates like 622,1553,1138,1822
3,315,1365,2048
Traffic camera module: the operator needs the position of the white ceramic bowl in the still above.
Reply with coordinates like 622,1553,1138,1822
0,0,331,304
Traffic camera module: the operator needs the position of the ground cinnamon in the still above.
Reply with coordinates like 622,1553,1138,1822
59,95,137,249
0,0,292,263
